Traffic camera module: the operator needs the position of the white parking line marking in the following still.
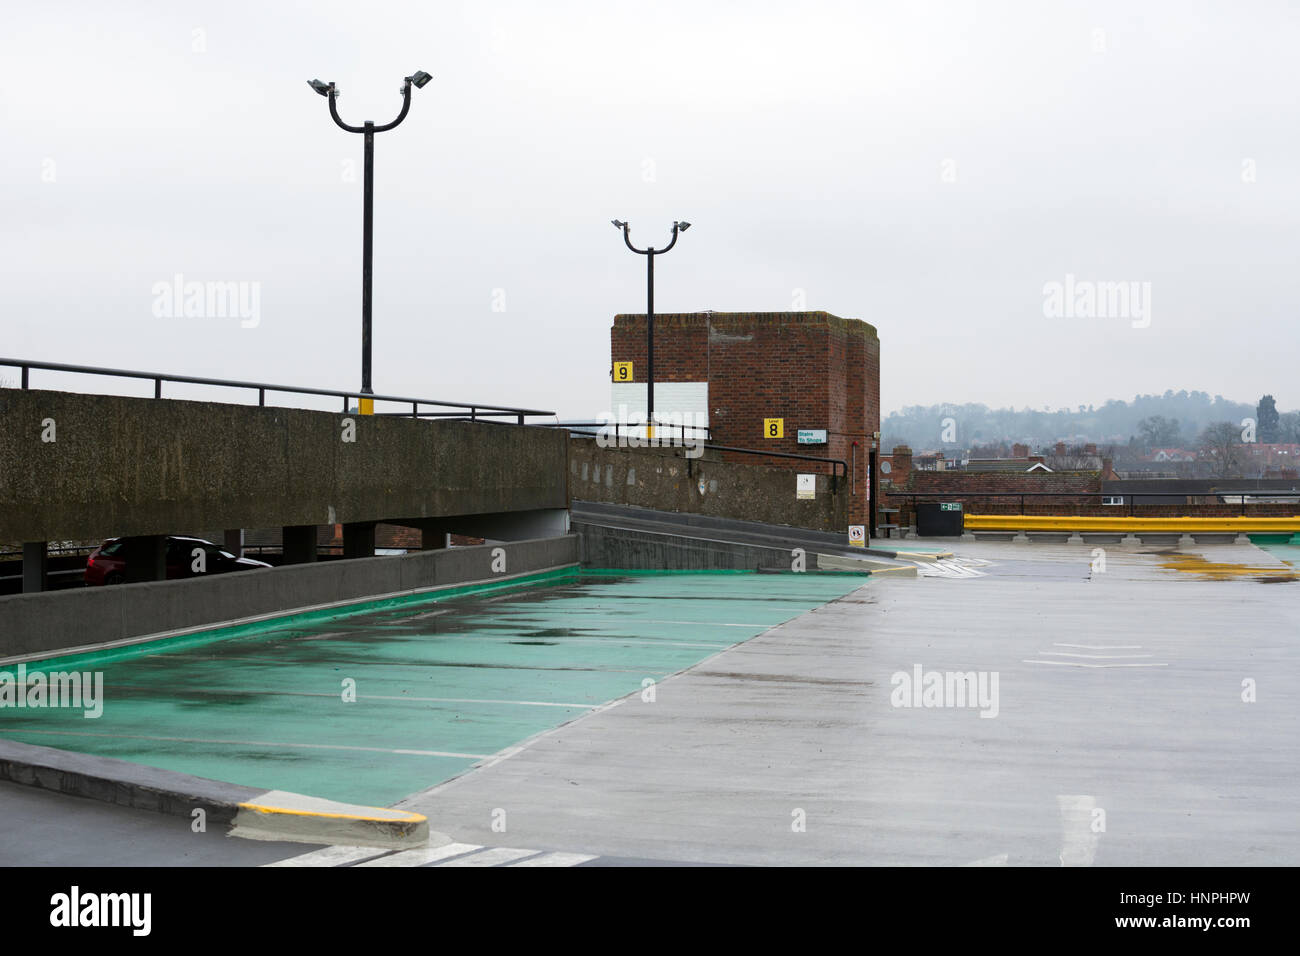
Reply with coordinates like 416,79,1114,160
508,852,597,867
267,843,593,867
436,847,540,867
1058,795,1100,867
0,729,490,760
264,845,392,867
355,843,483,867
1023,659,1168,668
1053,643,1142,649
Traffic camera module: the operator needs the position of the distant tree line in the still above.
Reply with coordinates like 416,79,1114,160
881,390,1296,453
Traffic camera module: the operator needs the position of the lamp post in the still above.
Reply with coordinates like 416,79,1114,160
308,71,431,412
611,219,690,438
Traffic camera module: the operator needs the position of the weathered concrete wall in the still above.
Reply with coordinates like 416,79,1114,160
0,535,579,660
568,439,847,532
575,522,822,571
0,389,568,545
406,508,570,541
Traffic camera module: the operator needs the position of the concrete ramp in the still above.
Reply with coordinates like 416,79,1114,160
572,501,920,575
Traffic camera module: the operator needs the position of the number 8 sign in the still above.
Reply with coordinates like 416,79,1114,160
764,418,784,439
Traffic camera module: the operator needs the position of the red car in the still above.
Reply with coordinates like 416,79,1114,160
85,535,271,586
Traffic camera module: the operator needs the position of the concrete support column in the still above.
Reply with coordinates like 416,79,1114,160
343,522,376,559
123,535,167,583
22,541,48,593
283,525,318,564
223,529,244,558
421,526,450,550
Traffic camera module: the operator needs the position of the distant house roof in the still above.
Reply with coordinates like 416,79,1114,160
1043,455,1109,472
1103,477,1300,495
965,458,1054,473
1145,448,1197,462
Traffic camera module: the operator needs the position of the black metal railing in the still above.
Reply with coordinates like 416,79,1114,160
559,425,847,491
547,421,713,444
704,444,848,491
0,357,554,423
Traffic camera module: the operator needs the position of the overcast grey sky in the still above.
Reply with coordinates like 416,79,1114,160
3,1,1297,418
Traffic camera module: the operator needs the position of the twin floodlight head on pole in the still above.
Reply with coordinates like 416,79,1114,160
306,71,431,412
611,219,692,439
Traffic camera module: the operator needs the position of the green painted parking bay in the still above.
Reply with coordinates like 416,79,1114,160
0,572,865,806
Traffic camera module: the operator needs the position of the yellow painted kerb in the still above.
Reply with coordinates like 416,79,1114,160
237,801,426,824
964,515,1300,533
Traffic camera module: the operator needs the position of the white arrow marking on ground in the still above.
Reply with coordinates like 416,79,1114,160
1054,643,1142,650
1058,795,1099,867
1023,659,1168,668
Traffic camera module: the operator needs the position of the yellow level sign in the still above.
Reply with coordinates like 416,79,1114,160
613,362,633,382
764,418,784,439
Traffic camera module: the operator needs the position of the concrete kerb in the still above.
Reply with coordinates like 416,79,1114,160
0,737,431,848
0,535,581,666
864,545,950,562
814,553,919,576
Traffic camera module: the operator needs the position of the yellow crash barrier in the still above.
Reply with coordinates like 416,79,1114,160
963,515,1300,533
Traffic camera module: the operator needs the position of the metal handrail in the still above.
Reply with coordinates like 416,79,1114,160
706,444,847,489
0,357,554,422
889,490,1300,517
561,427,846,491
546,421,714,442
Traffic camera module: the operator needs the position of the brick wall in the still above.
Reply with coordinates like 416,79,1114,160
611,311,879,527
882,471,1103,526
881,445,913,488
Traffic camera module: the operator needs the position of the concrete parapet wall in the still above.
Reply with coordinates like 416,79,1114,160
0,535,579,660
0,389,568,545
569,439,846,533
576,521,817,571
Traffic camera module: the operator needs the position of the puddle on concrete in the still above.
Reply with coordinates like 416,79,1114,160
1158,552,1299,583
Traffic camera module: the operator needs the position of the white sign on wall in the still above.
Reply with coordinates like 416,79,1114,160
796,474,815,500
609,382,709,437
848,525,866,547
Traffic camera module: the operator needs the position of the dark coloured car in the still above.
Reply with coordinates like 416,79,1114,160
85,535,271,586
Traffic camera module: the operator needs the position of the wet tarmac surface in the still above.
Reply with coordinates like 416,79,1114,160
0,571,865,807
